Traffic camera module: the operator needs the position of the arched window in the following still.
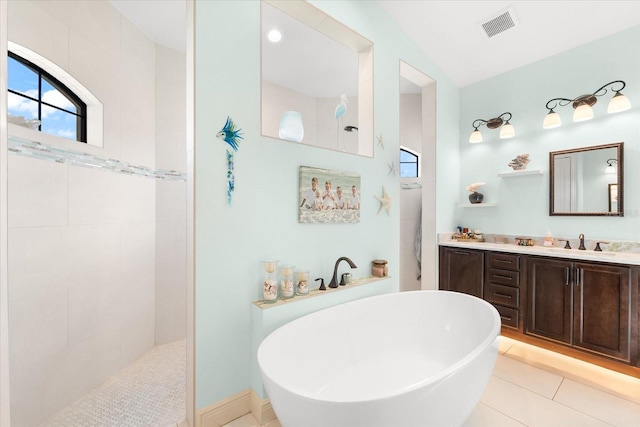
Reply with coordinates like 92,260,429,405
7,42,103,147
400,147,420,178
8,52,87,142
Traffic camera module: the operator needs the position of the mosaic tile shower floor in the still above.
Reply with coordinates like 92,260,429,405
39,340,186,427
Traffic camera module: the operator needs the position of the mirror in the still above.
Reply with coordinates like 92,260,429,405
549,142,623,216
261,0,373,156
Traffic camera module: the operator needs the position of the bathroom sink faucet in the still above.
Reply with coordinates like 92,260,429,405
328,257,357,288
578,233,586,250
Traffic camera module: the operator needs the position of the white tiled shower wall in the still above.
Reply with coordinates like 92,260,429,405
7,1,185,425
155,45,187,345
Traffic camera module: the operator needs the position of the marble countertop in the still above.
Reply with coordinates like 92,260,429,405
439,239,640,266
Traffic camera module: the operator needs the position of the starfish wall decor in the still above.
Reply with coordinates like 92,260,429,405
388,161,397,176
375,186,392,215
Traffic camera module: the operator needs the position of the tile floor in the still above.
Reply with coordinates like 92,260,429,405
225,337,640,427
39,340,186,427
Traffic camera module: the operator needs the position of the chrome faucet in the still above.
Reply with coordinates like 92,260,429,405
578,233,586,250
328,257,357,288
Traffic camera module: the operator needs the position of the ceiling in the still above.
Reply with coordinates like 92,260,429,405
108,0,640,88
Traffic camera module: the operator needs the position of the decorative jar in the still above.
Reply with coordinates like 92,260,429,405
262,260,278,304
295,270,310,296
468,192,484,204
279,264,295,299
371,259,388,277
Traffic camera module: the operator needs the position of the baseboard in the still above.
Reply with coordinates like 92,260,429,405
196,389,278,427
197,389,251,427
249,389,277,425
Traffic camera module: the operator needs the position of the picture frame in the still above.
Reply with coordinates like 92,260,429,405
299,166,361,223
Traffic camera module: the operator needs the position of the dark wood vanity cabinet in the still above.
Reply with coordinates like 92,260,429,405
526,257,573,343
485,252,523,330
438,247,484,298
439,245,640,375
526,256,632,362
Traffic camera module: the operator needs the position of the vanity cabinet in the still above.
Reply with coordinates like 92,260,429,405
438,247,484,298
485,252,523,330
526,256,632,362
439,243,640,376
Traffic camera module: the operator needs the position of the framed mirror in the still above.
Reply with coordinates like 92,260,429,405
549,142,623,216
261,0,374,156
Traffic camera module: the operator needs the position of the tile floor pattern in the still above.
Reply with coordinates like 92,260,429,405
225,337,640,427
39,340,186,427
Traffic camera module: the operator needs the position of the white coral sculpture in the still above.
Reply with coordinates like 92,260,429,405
466,182,485,192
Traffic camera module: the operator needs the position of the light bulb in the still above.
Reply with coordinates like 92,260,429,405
267,29,282,43
469,129,483,143
573,102,593,122
607,92,631,114
543,111,561,129
499,122,515,139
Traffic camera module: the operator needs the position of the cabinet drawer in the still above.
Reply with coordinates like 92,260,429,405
488,283,519,308
495,305,519,329
487,268,519,287
487,252,520,271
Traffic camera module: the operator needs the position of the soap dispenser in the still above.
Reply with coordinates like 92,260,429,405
543,230,554,247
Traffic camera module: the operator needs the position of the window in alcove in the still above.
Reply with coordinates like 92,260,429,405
8,52,87,142
400,147,420,178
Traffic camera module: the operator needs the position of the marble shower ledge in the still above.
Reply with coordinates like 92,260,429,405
253,276,390,309
8,136,186,182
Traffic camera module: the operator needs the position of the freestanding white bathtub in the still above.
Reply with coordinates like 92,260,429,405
257,290,500,427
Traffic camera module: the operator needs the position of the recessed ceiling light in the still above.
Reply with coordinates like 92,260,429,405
267,29,282,43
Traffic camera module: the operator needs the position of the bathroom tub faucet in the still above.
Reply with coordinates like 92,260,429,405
578,233,586,250
328,257,357,288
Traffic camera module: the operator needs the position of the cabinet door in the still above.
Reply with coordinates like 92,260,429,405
574,263,631,362
440,248,484,298
526,257,572,344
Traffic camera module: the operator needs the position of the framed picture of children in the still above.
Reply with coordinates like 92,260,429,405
299,166,361,223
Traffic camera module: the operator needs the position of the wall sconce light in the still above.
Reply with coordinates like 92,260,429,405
469,112,515,143
543,80,631,129
605,158,617,174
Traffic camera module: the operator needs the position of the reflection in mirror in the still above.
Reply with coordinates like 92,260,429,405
261,0,373,156
549,142,623,216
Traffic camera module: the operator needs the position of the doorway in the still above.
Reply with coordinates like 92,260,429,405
399,61,437,291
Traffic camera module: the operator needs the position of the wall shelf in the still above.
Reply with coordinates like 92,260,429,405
457,202,497,208
498,169,543,178
253,276,389,309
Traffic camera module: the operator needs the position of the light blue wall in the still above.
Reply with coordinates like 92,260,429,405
458,25,640,242
194,0,460,408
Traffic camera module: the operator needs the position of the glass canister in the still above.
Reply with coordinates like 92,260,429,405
279,264,295,299
295,270,310,296
262,260,278,303
371,259,388,277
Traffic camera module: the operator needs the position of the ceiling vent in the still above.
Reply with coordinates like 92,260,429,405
480,7,517,38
